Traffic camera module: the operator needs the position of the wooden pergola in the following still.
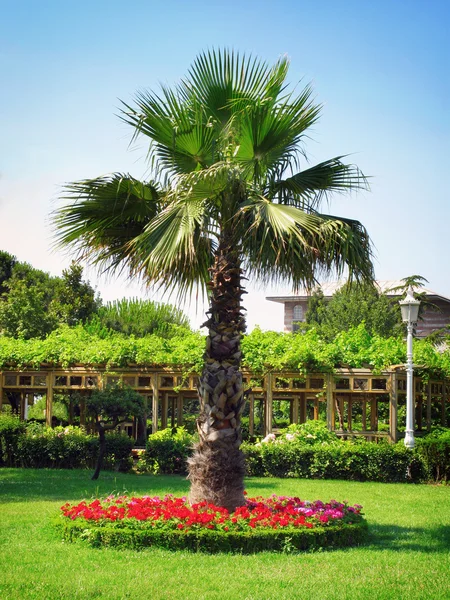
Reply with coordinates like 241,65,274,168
1,365,448,442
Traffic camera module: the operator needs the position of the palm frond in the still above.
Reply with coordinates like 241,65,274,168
273,157,369,208
53,174,161,277
239,198,373,288
131,198,215,298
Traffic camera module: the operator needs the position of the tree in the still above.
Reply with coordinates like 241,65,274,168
0,251,17,295
53,50,374,510
87,384,144,480
50,262,101,327
87,298,190,338
0,257,99,339
0,264,58,338
306,283,402,339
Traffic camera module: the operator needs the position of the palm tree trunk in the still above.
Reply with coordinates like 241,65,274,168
187,233,247,512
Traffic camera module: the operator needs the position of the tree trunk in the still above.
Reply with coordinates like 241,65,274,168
187,233,247,512
91,426,106,480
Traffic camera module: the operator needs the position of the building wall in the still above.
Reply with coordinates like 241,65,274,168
283,297,450,337
284,300,309,332
416,299,450,337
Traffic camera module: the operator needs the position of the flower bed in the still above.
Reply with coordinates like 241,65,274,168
57,494,368,553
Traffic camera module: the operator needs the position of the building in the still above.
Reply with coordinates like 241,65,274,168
266,280,450,337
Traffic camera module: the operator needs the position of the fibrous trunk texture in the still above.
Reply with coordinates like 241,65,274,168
187,235,247,512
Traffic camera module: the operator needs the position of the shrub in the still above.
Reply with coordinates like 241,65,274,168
8,425,134,471
416,429,450,482
58,519,368,553
279,420,340,445
242,438,424,482
0,413,26,466
138,427,194,474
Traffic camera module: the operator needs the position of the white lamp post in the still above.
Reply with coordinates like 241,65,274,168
399,287,421,449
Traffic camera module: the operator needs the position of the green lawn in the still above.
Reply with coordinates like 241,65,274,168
0,470,449,600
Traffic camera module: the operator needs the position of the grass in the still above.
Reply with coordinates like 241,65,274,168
0,470,449,600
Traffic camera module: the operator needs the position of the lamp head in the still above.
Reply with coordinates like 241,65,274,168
399,286,421,323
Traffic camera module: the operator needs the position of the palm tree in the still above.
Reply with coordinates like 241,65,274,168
53,50,373,511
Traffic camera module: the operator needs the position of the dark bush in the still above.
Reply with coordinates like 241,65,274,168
0,413,26,466
415,429,450,482
7,425,133,472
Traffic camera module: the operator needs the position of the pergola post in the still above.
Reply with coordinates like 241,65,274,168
326,373,334,432
291,394,299,424
46,373,54,427
177,394,183,426
161,393,169,430
248,392,255,436
264,373,273,435
426,381,432,432
389,372,398,443
0,373,3,413
151,374,159,434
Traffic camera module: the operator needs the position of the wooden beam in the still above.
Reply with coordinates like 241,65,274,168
370,398,377,431
426,381,432,432
46,373,54,427
347,398,353,431
171,397,176,428
0,372,3,413
161,393,169,430
313,398,319,421
264,373,273,435
151,374,159,434
389,373,398,443
177,394,183,426
291,394,299,424
326,373,333,431
300,393,306,424
248,392,255,437
362,399,367,431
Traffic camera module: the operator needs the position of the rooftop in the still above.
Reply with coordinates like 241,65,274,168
266,280,450,304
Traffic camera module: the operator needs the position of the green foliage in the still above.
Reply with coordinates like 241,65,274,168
49,263,101,327
280,420,340,445
306,283,402,340
1,323,450,378
87,298,190,339
57,517,368,554
138,427,195,474
0,413,26,466
0,324,206,371
5,424,133,471
0,251,17,295
87,384,145,427
415,429,450,482
0,257,99,339
242,439,424,482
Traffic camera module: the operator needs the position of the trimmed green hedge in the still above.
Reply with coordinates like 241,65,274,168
137,427,194,474
56,517,368,553
242,440,425,482
415,430,450,482
0,417,133,471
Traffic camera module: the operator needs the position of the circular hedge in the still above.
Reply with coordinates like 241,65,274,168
56,495,368,553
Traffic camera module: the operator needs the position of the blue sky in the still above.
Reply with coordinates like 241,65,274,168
1,0,449,330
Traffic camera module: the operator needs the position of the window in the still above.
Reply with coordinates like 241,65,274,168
293,305,303,321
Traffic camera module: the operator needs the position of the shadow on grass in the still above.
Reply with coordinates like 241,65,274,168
0,469,189,503
367,523,450,554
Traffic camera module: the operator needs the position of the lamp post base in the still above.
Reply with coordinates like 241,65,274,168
404,430,415,449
